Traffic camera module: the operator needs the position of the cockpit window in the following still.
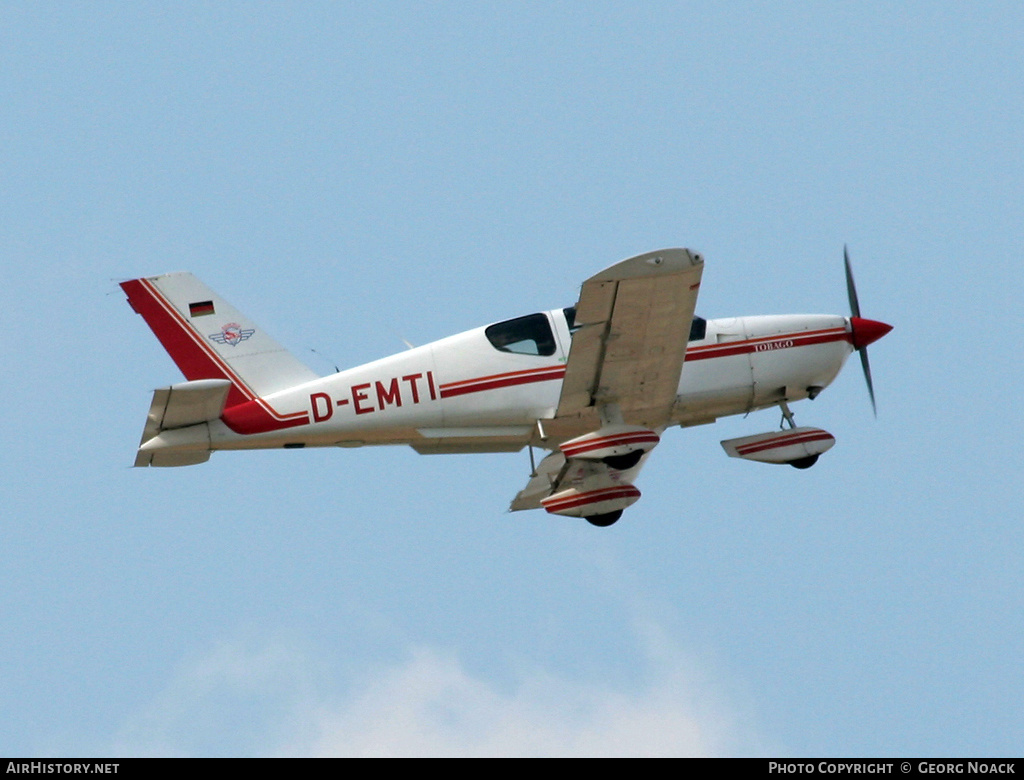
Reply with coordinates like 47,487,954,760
485,313,557,356
689,316,707,341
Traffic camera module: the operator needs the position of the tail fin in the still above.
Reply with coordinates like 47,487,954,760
121,272,320,407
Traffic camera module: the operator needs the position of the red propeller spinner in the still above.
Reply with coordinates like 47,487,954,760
850,317,893,350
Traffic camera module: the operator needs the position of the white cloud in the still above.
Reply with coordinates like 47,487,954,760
292,646,760,757
114,635,768,756
111,638,321,757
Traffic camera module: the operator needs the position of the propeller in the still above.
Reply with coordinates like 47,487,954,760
844,246,893,416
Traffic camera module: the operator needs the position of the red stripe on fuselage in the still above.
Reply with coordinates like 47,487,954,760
685,327,850,362
439,366,567,399
221,398,310,434
434,327,848,402
435,327,848,402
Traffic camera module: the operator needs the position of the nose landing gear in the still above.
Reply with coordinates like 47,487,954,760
778,401,822,469
720,401,836,468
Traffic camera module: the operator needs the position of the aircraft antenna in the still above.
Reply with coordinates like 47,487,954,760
308,347,340,373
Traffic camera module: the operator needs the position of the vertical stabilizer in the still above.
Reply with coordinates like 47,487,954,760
121,272,320,407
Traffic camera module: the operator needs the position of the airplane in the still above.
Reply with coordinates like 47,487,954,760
119,247,891,527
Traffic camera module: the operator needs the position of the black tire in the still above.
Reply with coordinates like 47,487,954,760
789,454,819,469
586,510,623,527
602,450,644,471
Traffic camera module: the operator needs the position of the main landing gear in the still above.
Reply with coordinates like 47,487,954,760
601,449,644,471
788,454,820,469
586,510,623,527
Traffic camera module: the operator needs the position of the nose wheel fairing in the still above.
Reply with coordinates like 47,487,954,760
721,426,836,465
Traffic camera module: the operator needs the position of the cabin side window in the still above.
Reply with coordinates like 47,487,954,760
562,308,706,341
689,316,707,341
485,313,557,356
563,306,581,334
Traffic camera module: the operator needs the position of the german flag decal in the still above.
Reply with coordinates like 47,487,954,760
189,300,215,317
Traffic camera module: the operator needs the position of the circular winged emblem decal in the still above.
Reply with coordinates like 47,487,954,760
208,322,255,347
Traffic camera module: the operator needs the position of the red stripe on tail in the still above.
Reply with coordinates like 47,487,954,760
121,278,253,408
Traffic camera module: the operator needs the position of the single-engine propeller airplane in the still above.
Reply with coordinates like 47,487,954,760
120,247,891,527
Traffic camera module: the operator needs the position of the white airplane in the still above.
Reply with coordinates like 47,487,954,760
121,248,891,527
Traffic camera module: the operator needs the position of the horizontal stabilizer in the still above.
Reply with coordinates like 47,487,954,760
152,379,232,429
133,379,231,467
137,446,212,469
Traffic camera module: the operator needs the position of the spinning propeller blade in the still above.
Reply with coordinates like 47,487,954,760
845,246,860,319
859,339,878,416
843,246,892,416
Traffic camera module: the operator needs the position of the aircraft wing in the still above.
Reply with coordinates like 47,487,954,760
555,248,704,428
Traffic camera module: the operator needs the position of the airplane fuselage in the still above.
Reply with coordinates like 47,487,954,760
153,311,855,458
124,250,892,525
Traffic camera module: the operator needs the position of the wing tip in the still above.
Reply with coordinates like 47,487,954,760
590,248,703,282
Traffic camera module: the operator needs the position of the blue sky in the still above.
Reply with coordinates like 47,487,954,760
2,2,1021,756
